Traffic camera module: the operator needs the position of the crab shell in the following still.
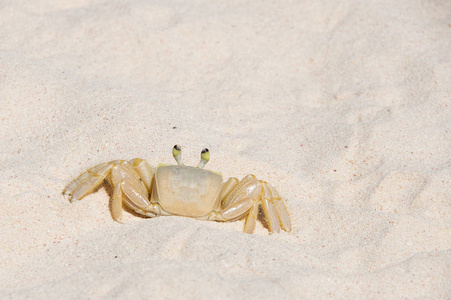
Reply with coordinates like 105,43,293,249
153,165,223,217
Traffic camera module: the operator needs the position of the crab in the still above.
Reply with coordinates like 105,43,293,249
63,145,291,234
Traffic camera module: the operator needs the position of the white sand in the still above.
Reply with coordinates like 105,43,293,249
1,0,450,298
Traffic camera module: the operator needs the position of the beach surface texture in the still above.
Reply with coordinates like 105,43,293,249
1,0,450,299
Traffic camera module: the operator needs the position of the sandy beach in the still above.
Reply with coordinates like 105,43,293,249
1,0,450,298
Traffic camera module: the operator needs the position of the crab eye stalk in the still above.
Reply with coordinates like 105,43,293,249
172,144,184,165
197,148,210,169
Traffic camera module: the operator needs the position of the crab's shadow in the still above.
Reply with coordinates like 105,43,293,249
257,207,271,232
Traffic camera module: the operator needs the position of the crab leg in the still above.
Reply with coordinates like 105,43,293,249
219,177,239,205
63,160,122,202
216,175,291,234
108,163,162,218
222,175,258,209
110,179,159,220
262,183,281,233
111,181,125,222
262,182,291,232
215,175,261,221
129,158,153,193
65,159,160,221
243,202,259,234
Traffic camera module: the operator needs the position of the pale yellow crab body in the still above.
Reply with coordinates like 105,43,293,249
63,145,291,234
153,165,223,217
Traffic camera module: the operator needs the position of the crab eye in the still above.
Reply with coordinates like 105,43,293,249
201,148,210,161
173,144,181,155
172,144,184,165
197,148,210,169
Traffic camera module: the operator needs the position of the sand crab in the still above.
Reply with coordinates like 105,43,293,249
63,145,291,234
